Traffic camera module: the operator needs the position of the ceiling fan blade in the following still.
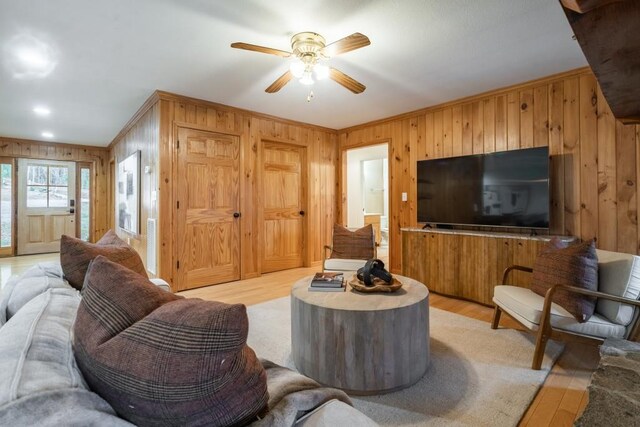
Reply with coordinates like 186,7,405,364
231,42,292,58
265,70,293,93
323,32,371,57
329,68,366,94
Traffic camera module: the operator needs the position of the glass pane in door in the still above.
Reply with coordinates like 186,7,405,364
1,163,11,248
26,185,48,207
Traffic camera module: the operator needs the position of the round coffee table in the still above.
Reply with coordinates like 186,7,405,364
291,274,430,395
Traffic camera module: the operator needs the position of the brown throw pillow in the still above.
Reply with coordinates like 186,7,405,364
330,224,376,259
60,229,148,290
531,239,598,323
73,256,268,427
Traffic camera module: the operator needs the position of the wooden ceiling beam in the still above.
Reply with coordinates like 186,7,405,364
562,0,640,123
560,0,625,14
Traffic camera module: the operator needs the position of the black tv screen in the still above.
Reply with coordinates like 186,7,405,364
417,147,549,229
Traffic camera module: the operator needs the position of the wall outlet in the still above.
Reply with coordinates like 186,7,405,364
402,192,408,202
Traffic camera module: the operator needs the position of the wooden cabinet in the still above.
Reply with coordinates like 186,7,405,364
401,228,564,306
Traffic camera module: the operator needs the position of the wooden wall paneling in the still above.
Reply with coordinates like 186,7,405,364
483,97,496,153
452,106,463,156
615,122,637,253
309,130,321,264
462,104,473,155
534,85,549,147
495,95,508,152
407,118,418,229
442,108,453,158
389,125,402,272
433,110,444,158
109,103,160,273
158,98,174,282
579,74,599,242
548,80,566,235
337,133,347,225
563,77,581,237
596,85,618,250
520,89,534,148
507,91,521,150
337,68,640,279
472,101,484,154
242,116,259,277
424,112,435,160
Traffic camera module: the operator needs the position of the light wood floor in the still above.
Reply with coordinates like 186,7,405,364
0,253,598,426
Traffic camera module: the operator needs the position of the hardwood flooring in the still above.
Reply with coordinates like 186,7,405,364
0,253,599,426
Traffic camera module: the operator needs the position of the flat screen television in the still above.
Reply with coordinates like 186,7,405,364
417,147,549,229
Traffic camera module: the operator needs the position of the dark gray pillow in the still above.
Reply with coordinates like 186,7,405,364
73,256,268,426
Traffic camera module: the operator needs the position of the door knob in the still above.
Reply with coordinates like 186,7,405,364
299,210,305,216
233,212,241,218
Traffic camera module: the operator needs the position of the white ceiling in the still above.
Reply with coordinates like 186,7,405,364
0,0,586,147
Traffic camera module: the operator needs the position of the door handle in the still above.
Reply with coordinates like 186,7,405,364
69,208,75,214
233,212,241,218
299,210,305,216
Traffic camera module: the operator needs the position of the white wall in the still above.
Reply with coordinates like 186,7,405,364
346,143,388,228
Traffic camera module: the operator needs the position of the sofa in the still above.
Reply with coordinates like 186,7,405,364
0,262,376,426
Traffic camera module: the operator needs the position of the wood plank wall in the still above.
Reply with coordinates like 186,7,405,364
108,102,160,275
0,136,109,243
109,92,337,286
157,93,338,285
337,68,640,273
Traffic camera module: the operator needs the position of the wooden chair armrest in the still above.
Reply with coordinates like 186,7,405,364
502,264,534,285
324,245,333,258
538,283,640,341
544,284,640,308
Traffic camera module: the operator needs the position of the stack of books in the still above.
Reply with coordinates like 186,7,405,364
308,272,345,292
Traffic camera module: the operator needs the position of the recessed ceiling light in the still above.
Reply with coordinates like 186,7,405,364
41,131,54,139
33,106,51,116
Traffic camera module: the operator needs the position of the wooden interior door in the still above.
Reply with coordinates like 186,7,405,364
175,127,240,290
261,141,306,273
17,159,76,255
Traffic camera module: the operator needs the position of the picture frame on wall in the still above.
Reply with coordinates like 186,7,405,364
116,151,140,234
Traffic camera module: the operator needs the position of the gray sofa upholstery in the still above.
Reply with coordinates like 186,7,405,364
0,263,375,426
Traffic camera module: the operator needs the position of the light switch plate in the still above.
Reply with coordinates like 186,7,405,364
402,192,408,202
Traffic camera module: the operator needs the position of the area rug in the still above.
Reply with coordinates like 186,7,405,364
246,297,563,427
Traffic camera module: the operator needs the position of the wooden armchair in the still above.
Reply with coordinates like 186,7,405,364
323,224,376,272
492,249,640,370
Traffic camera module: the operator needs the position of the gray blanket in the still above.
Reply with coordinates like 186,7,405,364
251,359,352,427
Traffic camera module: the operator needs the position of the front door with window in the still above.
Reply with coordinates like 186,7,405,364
17,159,76,255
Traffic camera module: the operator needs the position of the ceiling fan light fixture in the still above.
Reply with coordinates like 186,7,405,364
314,64,329,80
300,71,314,86
289,60,305,78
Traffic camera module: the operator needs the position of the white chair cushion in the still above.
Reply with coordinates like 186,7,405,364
323,258,367,272
494,285,627,339
595,249,640,325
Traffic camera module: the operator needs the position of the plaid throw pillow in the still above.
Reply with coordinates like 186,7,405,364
73,256,268,427
60,229,148,290
330,224,375,259
531,239,598,323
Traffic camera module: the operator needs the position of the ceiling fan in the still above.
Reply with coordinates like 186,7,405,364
231,32,370,94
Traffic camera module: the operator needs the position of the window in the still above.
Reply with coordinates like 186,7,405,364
79,167,90,241
26,164,69,208
1,163,12,248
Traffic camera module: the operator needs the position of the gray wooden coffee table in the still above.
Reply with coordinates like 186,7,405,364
291,274,430,395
